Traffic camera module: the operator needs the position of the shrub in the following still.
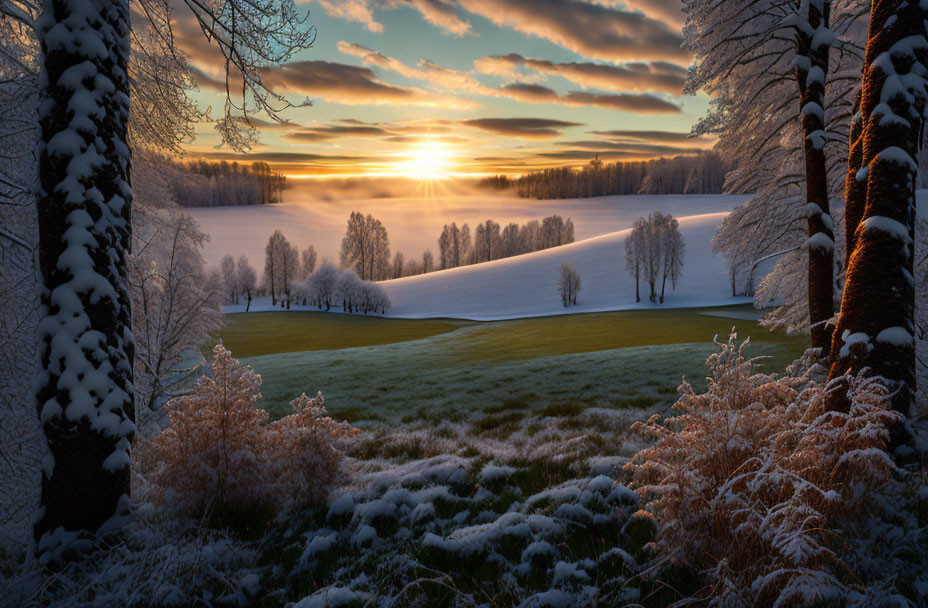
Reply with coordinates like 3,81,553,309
148,345,357,533
625,334,905,607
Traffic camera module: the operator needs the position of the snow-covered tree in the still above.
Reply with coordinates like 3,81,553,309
237,255,257,312
660,216,685,304
687,0,865,348
557,262,581,307
32,0,136,556
827,1,928,421
335,270,363,313
360,281,391,315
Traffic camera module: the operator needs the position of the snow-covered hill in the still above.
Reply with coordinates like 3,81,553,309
379,211,745,320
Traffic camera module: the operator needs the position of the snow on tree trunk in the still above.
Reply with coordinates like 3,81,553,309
844,92,865,268
34,0,135,555
796,0,835,351
828,0,927,423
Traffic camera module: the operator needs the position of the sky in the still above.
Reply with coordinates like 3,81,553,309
180,0,716,179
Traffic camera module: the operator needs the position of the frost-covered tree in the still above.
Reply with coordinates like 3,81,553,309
828,0,928,421
340,211,390,281
625,218,646,303
300,245,317,280
687,0,865,348
391,251,404,279
474,219,501,263
557,262,581,307
625,213,685,304
360,281,390,315
130,201,223,434
220,254,238,304
660,216,685,304
236,255,257,312
307,262,338,311
422,249,434,274
335,269,362,313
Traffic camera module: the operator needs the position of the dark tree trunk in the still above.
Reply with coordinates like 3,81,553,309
828,0,925,423
660,273,667,304
795,0,835,351
844,93,865,267
34,0,134,552
635,267,640,302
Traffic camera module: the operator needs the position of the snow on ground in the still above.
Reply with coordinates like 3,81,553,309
380,211,745,320
190,192,748,270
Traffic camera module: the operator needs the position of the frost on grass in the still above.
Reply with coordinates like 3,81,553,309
625,334,928,607
260,454,648,607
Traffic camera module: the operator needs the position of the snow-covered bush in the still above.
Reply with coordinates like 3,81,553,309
335,269,363,312
306,262,339,310
625,334,920,606
143,345,357,533
306,264,391,315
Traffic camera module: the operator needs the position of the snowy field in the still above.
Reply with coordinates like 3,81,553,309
189,191,749,270
380,212,740,320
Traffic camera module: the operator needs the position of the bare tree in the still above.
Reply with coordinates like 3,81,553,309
237,255,256,312
301,245,317,279
558,262,581,307
340,212,390,281
659,215,685,304
625,218,646,303
422,249,434,274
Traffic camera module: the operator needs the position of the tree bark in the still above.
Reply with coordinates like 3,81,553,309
34,0,135,552
795,0,835,351
828,0,925,423
844,93,865,267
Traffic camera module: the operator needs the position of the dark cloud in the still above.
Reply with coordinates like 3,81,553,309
284,124,392,143
456,0,688,63
499,83,681,114
461,117,583,138
475,53,686,94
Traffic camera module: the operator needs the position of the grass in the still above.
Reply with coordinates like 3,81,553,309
209,304,809,424
213,311,471,358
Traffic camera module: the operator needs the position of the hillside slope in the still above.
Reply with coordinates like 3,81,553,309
380,211,747,320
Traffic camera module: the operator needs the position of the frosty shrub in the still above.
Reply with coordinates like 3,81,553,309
146,345,357,534
625,334,904,607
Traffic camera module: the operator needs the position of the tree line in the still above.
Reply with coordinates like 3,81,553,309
484,152,729,200
438,215,575,269
161,157,286,208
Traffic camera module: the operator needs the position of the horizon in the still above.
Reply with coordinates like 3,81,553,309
178,0,717,179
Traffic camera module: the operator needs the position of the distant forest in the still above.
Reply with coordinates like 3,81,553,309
481,152,730,199
161,157,287,207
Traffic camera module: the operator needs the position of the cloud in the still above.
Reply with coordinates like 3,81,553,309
474,53,686,94
337,42,681,113
257,60,477,108
461,118,583,138
456,0,689,63
589,130,716,146
283,123,393,143
499,83,680,113
316,0,473,36
591,0,685,28
316,0,384,33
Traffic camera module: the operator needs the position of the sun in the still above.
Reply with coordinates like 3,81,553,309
399,140,453,180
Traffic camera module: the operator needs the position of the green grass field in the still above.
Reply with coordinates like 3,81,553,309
214,312,472,358
217,304,808,364
213,305,809,425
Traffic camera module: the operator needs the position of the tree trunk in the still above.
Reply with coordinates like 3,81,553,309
34,0,134,552
845,93,865,268
795,0,835,351
828,0,925,423
635,267,640,302
660,273,667,304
